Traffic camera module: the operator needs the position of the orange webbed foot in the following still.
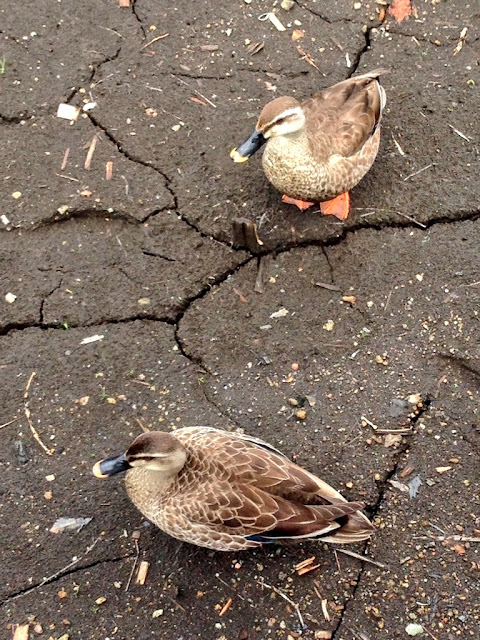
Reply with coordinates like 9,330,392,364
320,192,350,221
281,194,315,211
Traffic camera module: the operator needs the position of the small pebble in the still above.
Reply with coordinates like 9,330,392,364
295,409,307,420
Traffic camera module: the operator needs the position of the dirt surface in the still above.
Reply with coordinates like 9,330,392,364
1,1,479,639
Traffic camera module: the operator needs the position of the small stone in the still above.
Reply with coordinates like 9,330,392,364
95,596,106,605
405,623,424,636
152,609,164,618
353,2,362,9
12,191,22,199
5,292,17,304
45,474,55,482
323,320,334,331
295,409,307,420
33,624,43,634
281,0,295,9
288,398,299,407
58,588,68,599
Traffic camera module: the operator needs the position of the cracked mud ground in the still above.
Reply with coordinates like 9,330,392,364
1,0,479,638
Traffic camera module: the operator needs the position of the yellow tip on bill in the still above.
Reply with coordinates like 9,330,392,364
92,460,108,479
230,147,249,163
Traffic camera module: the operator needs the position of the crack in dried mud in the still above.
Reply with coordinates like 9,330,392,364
85,113,242,253
1,553,133,605
330,395,432,639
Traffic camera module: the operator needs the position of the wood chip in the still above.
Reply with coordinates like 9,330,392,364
135,560,150,585
294,556,316,571
219,597,233,616
119,0,130,6
292,29,304,42
13,625,29,640
84,135,99,170
200,44,219,51
106,161,113,180
297,563,321,575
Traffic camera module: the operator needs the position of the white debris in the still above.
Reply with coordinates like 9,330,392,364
270,307,289,319
56,103,81,121
80,334,104,345
50,517,92,534
5,292,17,304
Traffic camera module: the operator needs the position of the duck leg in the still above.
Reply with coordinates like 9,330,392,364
281,194,315,211
320,192,350,221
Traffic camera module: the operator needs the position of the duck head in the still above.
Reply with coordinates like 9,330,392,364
93,432,187,478
230,96,306,162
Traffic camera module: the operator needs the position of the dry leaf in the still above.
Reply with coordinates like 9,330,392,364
247,41,264,55
191,96,208,106
384,433,402,448
388,0,413,23
451,543,466,555
292,29,304,42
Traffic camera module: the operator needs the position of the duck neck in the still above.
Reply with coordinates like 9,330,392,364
266,129,313,162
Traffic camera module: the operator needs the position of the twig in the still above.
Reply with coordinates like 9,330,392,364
135,417,150,433
140,33,169,50
423,625,440,640
174,76,217,108
0,416,20,429
11,536,102,601
314,281,341,292
125,537,140,591
84,134,99,170
335,548,387,569
403,163,435,181
256,579,305,630
361,416,378,430
333,548,342,576
395,211,427,229
384,289,392,314
60,147,70,170
54,172,80,182
24,372,53,455
255,256,267,294
448,124,470,141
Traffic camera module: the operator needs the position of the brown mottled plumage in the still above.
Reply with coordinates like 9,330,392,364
93,427,373,551
231,70,387,210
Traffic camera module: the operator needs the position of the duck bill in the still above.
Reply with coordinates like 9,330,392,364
230,129,266,163
92,452,130,479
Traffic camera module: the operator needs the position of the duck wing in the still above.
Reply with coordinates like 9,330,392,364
302,69,387,160
175,427,374,543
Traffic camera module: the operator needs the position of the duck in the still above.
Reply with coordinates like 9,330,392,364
230,70,387,221
93,427,373,551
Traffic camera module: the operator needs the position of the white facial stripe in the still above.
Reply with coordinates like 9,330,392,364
271,106,304,125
